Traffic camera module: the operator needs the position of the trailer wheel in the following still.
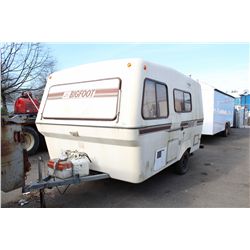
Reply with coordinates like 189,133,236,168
22,126,40,156
223,123,230,137
174,150,190,175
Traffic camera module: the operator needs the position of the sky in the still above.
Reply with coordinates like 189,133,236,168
46,43,249,95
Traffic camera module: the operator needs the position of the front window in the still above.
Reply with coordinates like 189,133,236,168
43,78,121,120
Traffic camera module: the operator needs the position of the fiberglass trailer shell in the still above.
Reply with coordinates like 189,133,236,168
36,59,203,183
200,82,234,136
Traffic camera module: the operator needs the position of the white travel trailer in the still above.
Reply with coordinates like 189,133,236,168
200,82,235,136
36,59,203,183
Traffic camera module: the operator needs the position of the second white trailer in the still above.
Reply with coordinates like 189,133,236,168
200,82,235,136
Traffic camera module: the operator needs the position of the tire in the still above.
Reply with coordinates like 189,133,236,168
174,150,190,175
223,123,230,137
22,126,40,156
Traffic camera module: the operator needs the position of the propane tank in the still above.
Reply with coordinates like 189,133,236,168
47,150,91,179
14,92,40,114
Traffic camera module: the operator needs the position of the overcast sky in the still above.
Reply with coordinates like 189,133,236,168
46,43,249,94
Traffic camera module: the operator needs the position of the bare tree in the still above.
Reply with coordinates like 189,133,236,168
1,43,56,112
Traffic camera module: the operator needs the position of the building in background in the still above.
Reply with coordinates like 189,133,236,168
227,89,250,127
240,93,250,112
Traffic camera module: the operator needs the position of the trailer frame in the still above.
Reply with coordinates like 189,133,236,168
23,157,110,207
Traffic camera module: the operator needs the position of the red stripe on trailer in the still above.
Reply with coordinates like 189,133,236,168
94,94,118,98
48,92,64,97
95,88,119,94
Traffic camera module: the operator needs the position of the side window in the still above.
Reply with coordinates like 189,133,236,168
174,89,192,112
174,90,183,112
143,80,157,118
184,92,191,112
156,84,168,117
142,79,168,119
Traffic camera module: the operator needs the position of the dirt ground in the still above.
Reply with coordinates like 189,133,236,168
1,127,250,208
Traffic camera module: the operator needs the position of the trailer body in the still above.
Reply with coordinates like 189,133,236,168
36,59,203,183
200,82,235,135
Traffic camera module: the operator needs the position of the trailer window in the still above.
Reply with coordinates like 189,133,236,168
156,84,168,117
184,92,191,111
143,80,157,118
174,90,184,112
43,78,121,120
142,79,168,119
174,89,192,112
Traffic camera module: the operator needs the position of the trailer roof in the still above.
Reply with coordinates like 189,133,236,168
199,81,235,99
50,58,186,77
214,89,235,99
48,58,199,88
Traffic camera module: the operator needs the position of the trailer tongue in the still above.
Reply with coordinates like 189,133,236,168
23,154,109,208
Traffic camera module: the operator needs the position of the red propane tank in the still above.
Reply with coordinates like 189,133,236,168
14,92,40,114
